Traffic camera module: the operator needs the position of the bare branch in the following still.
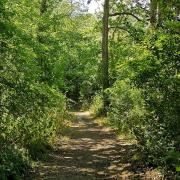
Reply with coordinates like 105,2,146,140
109,12,143,21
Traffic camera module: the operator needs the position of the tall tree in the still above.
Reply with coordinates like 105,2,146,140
150,0,157,27
102,0,110,111
38,0,50,83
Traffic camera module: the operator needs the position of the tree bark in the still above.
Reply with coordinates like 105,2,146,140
102,0,110,112
150,0,157,27
38,0,48,83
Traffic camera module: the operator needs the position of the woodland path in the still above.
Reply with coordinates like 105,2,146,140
26,112,162,180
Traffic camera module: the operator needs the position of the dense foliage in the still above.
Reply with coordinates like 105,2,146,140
90,0,180,176
0,0,179,178
107,29,180,173
0,0,98,178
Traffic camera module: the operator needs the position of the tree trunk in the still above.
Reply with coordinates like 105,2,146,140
38,0,48,83
102,0,110,113
150,0,158,27
40,0,47,14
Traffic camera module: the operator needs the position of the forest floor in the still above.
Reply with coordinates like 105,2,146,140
26,111,163,180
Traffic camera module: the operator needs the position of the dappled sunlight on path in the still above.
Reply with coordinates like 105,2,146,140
26,112,162,180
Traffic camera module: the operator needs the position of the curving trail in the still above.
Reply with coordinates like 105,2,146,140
26,112,162,180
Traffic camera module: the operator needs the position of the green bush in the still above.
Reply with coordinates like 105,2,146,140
0,144,30,180
130,31,180,169
108,80,146,133
0,84,66,178
107,30,180,173
90,93,104,116
0,1,67,177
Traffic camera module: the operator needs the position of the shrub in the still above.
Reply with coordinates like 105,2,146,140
90,93,104,116
108,80,146,134
107,30,180,173
0,82,66,178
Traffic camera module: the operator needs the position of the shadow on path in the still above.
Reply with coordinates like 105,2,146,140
26,112,162,180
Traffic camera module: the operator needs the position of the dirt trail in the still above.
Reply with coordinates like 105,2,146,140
26,112,162,180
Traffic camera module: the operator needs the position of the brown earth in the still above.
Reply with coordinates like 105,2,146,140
25,111,163,180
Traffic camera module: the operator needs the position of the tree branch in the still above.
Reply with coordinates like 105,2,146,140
109,26,132,35
109,12,142,21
